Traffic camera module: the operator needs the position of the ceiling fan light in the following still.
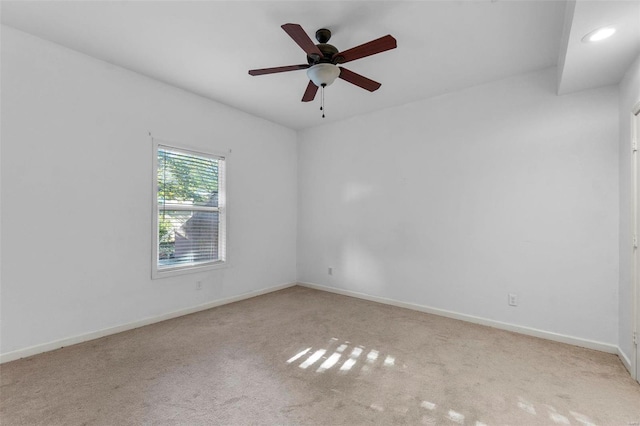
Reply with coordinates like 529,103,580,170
307,64,340,87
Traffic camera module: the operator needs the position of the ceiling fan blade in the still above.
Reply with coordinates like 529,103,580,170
282,23,323,58
338,67,382,92
302,80,319,102
333,34,397,64
248,64,310,76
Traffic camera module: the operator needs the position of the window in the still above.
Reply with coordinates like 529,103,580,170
152,140,226,278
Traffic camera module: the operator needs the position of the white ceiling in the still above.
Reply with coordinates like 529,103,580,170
1,1,638,130
558,0,640,95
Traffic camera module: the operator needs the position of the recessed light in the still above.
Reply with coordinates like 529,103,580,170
582,26,616,43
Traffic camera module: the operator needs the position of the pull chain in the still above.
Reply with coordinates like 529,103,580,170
320,83,326,118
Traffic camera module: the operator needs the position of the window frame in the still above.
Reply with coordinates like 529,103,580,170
151,138,227,279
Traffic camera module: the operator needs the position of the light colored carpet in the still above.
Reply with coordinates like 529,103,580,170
1,286,639,425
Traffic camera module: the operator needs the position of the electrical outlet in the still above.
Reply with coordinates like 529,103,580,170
196,281,202,291
328,267,333,276
508,293,518,306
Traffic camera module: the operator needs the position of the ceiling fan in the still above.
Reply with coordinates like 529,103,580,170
248,24,397,108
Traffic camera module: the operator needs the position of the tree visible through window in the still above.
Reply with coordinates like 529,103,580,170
154,143,226,275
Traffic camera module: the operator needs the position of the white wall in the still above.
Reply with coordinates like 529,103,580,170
0,26,298,357
0,24,626,360
618,54,640,365
298,68,620,346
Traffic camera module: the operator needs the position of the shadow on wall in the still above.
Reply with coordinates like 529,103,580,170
333,181,390,295
334,180,422,296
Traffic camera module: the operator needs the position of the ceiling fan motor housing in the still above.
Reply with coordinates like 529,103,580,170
307,43,339,65
306,28,341,64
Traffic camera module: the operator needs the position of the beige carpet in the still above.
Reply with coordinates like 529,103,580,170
1,286,639,425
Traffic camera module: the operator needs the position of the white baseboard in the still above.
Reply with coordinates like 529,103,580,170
2,281,623,365
298,281,618,354
617,346,633,374
0,282,297,364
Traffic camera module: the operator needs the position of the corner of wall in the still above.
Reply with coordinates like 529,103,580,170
556,0,577,95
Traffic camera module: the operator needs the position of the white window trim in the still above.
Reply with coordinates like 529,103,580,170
151,137,228,279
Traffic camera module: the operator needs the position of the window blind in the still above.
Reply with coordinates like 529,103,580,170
156,145,225,270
